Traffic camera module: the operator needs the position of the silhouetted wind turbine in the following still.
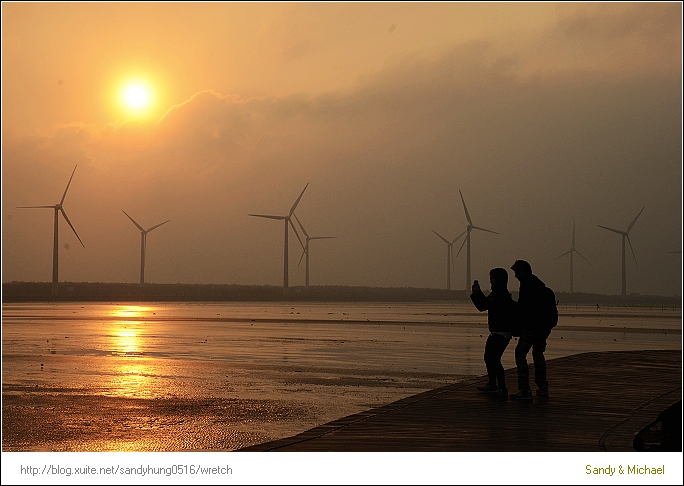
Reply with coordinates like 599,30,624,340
249,184,308,288
432,229,466,291
122,210,170,284
554,222,591,293
455,190,498,290
293,213,336,287
598,207,645,297
17,165,85,296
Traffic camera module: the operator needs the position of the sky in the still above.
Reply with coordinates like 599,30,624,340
2,2,682,297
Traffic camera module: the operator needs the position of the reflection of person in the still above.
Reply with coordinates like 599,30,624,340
470,268,517,398
509,260,550,400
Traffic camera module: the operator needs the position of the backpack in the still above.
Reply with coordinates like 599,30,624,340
543,286,559,330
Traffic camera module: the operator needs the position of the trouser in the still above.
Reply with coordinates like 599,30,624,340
484,333,511,391
514,330,551,392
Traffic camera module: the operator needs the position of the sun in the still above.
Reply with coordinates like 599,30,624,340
119,80,155,116
124,85,149,108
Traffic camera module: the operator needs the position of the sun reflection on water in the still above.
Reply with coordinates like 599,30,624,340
106,306,158,398
107,305,155,356
108,362,156,399
109,305,154,320
110,322,142,356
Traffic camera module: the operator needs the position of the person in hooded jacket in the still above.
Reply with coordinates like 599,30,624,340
509,259,551,400
470,267,517,398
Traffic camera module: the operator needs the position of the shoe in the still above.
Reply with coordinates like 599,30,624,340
509,390,533,401
489,388,508,398
477,384,497,392
536,387,549,397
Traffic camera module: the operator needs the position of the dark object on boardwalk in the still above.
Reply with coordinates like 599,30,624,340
633,400,682,452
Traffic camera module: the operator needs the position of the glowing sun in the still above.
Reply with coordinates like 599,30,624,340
119,81,154,115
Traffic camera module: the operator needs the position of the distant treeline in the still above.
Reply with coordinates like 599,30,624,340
1,281,681,306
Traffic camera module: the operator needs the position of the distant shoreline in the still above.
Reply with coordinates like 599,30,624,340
2,281,681,306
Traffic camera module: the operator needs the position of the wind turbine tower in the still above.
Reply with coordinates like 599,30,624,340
122,211,170,284
554,222,591,293
293,213,336,287
17,165,85,296
432,229,465,291
249,184,308,288
456,190,498,290
598,207,645,297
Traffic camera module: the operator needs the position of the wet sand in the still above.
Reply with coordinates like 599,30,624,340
2,302,681,451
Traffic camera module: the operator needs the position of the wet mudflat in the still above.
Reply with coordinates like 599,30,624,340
2,301,680,451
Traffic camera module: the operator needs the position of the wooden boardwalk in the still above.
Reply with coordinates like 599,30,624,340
241,350,682,452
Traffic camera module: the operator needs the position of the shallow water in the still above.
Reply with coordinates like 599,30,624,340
2,301,681,451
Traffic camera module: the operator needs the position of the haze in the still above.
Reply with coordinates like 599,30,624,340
2,3,682,297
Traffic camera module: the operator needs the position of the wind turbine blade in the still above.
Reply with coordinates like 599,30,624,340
574,248,592,266
554,250,572,260
627,207,645,233
459,190,473,225
147,220,170,232
572,222,576,248
122,210,145,232
626,235,638,267
310,236,336,240
455,233,468,257
451,229,467,244
60,208,85,248
289,183,309,215
17,205,56,209
298,249,306,267
60,166,78,205
249,214,286,220
289,218,305,250
293,212,309,238
472,225,498,235
597,224,625,235
432,230,451,245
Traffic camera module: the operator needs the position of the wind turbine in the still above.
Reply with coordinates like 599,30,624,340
455,190,498,290
554,222,591,293
598,207,645,297
432,229,466,291
249,184,308,288
17,165,85,296
122,210,170,284
293,213,336,287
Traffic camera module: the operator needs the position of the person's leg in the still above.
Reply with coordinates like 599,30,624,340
482,334,498,388
514,335,533,393
489,334,510,392
531,331,550,392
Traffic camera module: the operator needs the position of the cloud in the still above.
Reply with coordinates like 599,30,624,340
527,3,682,77
3,29,681,295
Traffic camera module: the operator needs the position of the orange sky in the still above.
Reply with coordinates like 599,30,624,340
2,2,682,296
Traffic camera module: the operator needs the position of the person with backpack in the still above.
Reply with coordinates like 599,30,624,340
470,267,518,398
509,259,558,400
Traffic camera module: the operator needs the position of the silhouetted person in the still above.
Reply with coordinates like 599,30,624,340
509,260,553,400
470,268,517,398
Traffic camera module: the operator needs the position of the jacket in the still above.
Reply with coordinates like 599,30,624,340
517,273,548,332
470,286,517,334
